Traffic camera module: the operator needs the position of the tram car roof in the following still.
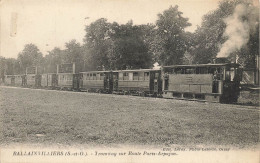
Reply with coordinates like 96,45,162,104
79,70,112,74
56,72,74,74
163,63,240,68
42,73,57,75
13,74,25,76
113,69,160,72
5,74,25,76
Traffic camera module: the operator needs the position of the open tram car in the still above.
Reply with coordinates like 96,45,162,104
14,75,26,86
56,63,76,90
41,73,58,88
25,66,42,88
4,75,26,87
4,75,15,86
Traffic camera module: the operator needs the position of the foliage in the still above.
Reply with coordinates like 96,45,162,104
0,57,6,80
152,5,191,66
17,44,43,73
44,47,64,73
2,58,21,75
108,21,154,69
64,40,84,72
84,18,112,70
84,19,154,70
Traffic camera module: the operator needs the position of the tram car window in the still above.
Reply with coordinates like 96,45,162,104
93,73,96,80
138,72,144,80
175,68,184,74
100,73,104,80
133,72,139,80
195,67,208,74
129,72,133,81
118,72,123,80
123,72,129,80
185,68,195,74
144,72,149,80
96,73,99,80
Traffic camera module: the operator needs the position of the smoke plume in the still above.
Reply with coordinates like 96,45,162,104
217,4,250,58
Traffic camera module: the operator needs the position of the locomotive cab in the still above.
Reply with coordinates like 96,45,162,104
162,63,241,103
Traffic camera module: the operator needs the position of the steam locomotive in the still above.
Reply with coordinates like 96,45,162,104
3,58,241,103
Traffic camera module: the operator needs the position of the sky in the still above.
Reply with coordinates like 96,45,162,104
0,0,227,59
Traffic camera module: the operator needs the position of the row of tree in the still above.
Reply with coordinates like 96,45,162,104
0,0,259,79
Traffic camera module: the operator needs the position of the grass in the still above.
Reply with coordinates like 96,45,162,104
0,86,259,148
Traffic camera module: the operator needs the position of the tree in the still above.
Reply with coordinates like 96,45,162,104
81,44,92,71
17,43,43,73
0,56,6,82
63,40,84,72
84,18,112,70
44,47,64,73
108,21,154,69
238,1,259,69
153,5,191,66
84,19,154,70
64,40,83,63
4,58,16,75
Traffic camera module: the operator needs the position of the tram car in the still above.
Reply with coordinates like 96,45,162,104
4,75,15,86
25,66,42,87
113,69,162,96
26,74,41,87
41,73,58,88
14,75,26,86
4,74,25,86
162,61,241,103
79,71,113,93
57,73,75,90
3,58,242,103
56,63,75,90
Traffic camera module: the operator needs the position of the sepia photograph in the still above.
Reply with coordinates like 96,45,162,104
0,0,259,162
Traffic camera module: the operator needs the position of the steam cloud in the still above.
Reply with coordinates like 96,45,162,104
217,4,250,58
